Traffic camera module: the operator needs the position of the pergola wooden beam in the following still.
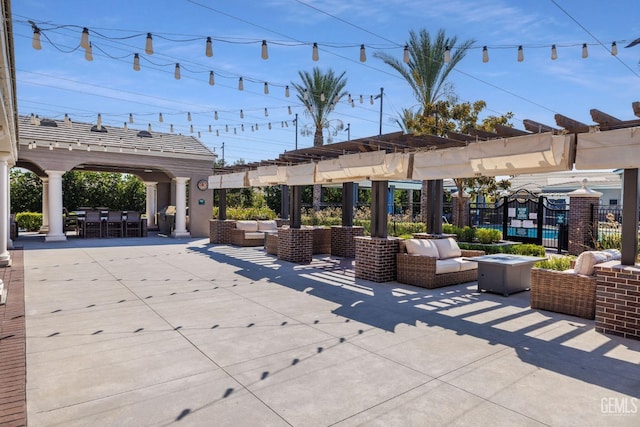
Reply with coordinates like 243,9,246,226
554,114,590,133
523,119,558,134
494,124,530,137
467,128,500,139
590,109,622,125
633,101,640,118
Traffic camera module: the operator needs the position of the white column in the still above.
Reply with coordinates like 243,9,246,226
144,181,157,229
7,174,13,250
172,177,190,238
45,170,66,242
0,156,11,266
40,177,49,233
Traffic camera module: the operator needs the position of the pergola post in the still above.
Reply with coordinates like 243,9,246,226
426,179,443,234
371,180,388,238
172,177,190,238
289,185,302,229
342,182,354,227
0,156,11,266
218,188,227,220
44,170,66,242
280,185,289,220
621,168,639,265
39,177,49,233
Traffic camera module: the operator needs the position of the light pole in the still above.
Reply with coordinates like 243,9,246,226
221,141,225,165
294,113,298,150
374,87,384,136
346,123,351,141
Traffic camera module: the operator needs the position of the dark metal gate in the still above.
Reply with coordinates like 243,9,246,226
468,190,568,252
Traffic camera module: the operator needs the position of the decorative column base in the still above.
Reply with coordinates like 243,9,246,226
278,228,313,263
209,219,236,244
0,255,11,267
44,234,66,242
355,236,400,282
595,262,640,341
331,226,364,257
171,230,191,238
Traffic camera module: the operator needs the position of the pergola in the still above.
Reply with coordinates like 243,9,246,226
213,101,640,264
16,116,217,239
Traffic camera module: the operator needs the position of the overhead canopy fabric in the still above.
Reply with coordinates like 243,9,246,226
469,133,572,176
257,164,287,185
575,127,640,169
412,147,473,180
316,151,410,183
285,162,316,186
211,171,248,189
247,169,262,187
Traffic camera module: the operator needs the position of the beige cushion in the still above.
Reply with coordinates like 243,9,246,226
236,220,258,231
452,257,478,272
257,220,277,231
435,259,461,274
244,232,265,240
404,239,439,258
603,249,621,260
432,238,462,259
574,251,610,276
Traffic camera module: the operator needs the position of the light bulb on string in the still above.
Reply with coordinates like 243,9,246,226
611,42,618,56
123,122,128,131
84,42,93,61
241,124,244,131
225,124,229,132
129,113,134,123
216,130,219,136
64,113,70,125
288,106,292,115
32,26,41,50
360,44,366,62
49,143,53,151
190,125,194,133
205,36,213,57
209,71,215,85
303,89,308,101
170,124,174,133
198,131,201,138
334,94,339,104
582,43,588,58
261,40,268,59
359,94,363,104
87,145,91,152
285,85,290,97
133,53,140,70
145,33,153,55
264,108,268,117
234,127,237,134
174,63,181,79
482,46,489,63
68,144,72,151
251,125,254,132
517,45,524,62
80,27,90,49
264,82,269,94
551,44,558,60
96,113,102,129
159,113,163,122
285,121,288,127
238,77,244,91
312,42,319,61
370,95,374,105
444,46,451,63
148,123,152,132
240,109,244,119
268,122,272,130
208,124,212,132
321,92,325,102
214,111,218,120
403,44,409,63
348,94,352,103
187,112,192,121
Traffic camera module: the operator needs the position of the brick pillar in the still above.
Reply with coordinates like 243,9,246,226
209,219,236,244
567,182,602,255
355,236,400,282
595,262,640,341
451,192,470,227
278,228,313,263
331,226,364,257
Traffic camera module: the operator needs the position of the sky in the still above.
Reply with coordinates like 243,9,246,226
12,0,640,166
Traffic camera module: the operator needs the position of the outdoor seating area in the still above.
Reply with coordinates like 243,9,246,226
229,220,278,246
72,209,147,238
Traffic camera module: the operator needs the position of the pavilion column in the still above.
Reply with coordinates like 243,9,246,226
7,175,13,249
40,177,49,233
172,177,190,238
45,170,66,242
144,181,157,229
0,155,11,266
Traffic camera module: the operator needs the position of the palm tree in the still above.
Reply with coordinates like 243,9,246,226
376,28,474,227
291,68,348,147
292,68,348,210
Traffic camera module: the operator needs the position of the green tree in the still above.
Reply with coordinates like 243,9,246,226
10,169,42,212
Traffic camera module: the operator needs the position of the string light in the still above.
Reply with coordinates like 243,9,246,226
264,107,268,117
158,112,163,122
517,45,524,62
261,40,268,60
240,109,244,118
403,44,409,63
303,89,308,101
359,44,366,62
241,124,244,131
214,111,218,120
347,94,352,103
285,85,290,97
482,46,489,63
148,123,152,132
264,82,269,94
209,71,215,85
124,122,128,130
145,33,153,55
174,63,181,79
287,106,292,114
321,92,325,102
216,130,219,136
225,124,229,132
359,94,363,104
611,41,618,56
190,124,194,133
205,36,213,57
581,43,588,59
80,27,90,50
96,113,102,129
187,112,192,121
84,42,93,61
312,42,319,61
444,46,451,63
198,131,201,138
129,113,134,123
170,124,174,133
133,53,140,71
87,145,91,152
268,122,272,130
31,26,41,50
551,44,558,60
238,77,244,90
208,124,212,132
370,95,374,105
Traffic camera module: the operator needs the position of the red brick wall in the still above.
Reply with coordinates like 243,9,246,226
278,228,313,263
567,196,598,255
595,263,640,341
331,226,364,258
355,236,400,282
209,219,236,244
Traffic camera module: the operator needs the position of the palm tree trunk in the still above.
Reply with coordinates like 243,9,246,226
314,127,323,147
420,180,428,223
313,184,322,212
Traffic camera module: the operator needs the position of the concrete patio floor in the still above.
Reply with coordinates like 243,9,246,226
17,234,640,426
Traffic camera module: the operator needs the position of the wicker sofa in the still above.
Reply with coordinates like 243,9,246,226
530,249,621,319
230,220,278,246
396,238,485,289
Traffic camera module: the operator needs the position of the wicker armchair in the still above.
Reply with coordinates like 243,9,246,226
530,268,596,319
396,239,485,289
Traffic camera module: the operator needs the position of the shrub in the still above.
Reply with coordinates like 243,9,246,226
213,206,277,220
458,242,546,256
476,227,502,244
16,212,42,231
509,244,546,257
535,255,575,270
